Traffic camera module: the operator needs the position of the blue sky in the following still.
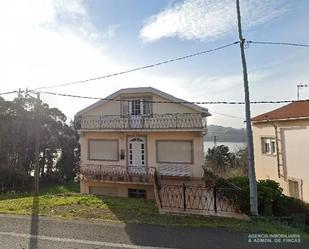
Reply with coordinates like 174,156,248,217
1,0,309,128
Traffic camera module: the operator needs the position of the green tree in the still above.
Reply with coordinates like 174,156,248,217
205,145,248,177
0,94,80,189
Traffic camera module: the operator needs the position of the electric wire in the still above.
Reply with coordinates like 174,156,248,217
248,41,309,48
0,91,17,96
30,89,309,105
33,42,239,90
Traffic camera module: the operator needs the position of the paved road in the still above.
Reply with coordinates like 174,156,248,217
0,214,308,249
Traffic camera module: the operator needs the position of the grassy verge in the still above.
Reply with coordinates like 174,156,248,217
0,183,308,240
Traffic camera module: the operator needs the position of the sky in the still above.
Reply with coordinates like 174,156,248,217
1,0,309,128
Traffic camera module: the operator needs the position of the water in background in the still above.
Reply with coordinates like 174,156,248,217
203,141,246,155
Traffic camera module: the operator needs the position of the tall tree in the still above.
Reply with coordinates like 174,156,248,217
0,94,80,189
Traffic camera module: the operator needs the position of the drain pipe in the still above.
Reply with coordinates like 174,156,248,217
266,117,281,179
272,123,281,178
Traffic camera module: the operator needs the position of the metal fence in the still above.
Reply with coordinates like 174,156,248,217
158,183,241,214
80,164,155,183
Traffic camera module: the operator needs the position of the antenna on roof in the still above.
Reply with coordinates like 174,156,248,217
297,83,308,100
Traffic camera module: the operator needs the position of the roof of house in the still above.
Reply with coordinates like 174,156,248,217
252,101,309,122
76,87,211,116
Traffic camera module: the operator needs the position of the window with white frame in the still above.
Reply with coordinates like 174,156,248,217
121,98,152,116
261,137,276,155
288,180,300,199
156,140,193,164
88,140,118,161
131,99,141,115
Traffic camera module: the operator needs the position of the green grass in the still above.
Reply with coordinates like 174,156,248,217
0,183,308,240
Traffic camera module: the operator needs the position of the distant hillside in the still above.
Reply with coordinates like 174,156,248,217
204,125,246,142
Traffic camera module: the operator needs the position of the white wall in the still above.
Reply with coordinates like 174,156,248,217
281,126,309,180
253,119,309,202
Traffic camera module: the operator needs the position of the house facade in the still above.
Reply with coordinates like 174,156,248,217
76,87,210,199
252,102,309,203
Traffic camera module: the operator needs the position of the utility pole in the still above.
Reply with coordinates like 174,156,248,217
236,0,258,215
297,84,308,100
18,88,22,99
34,92,40,195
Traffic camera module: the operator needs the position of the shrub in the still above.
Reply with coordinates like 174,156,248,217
223,176,250,213
257,180,284,216
227,176,309,223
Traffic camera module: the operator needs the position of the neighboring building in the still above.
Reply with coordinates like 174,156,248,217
252,102,309,202
76,87,210,199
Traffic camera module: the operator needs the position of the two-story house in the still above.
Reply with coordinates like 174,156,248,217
76,87,210,199
252,101,309,203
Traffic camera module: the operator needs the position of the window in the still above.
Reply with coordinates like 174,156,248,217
142,98,152,115
156,140,193,164
131,99,141,115
288,180,300,199
121,98,152,116
88,140,118,161
128,189,146,198
261,137,276,154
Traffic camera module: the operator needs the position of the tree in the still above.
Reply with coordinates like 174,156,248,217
0,94,80,189
205,145,248,177
205,145,233,172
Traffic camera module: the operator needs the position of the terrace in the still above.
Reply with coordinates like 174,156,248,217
77,113,207,131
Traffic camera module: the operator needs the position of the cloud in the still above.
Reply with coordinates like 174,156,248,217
0,0,121,88
140,0,289,42
102,24,120,39
0,0,193,121
0,0,124,118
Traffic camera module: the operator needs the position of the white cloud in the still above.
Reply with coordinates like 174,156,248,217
0,0,125,118
0,0,121,89
140,0,288,42
102,24,120,39
0,0,194,121
55,0,87,16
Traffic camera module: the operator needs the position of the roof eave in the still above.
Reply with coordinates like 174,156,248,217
252,116,309,124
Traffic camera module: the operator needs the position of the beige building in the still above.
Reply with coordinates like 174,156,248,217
76,87,210,199
252,102,309,203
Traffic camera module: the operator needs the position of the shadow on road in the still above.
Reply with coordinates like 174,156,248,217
28,193,39,249
98,195,309,249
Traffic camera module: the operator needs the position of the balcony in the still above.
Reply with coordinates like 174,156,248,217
80,163,193,184
80,164,155,184
76,113,207,131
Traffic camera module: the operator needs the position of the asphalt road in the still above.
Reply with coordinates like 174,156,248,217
0,214,308,249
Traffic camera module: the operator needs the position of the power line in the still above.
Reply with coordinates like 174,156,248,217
0,90,17,96
208,110,244,120
31,89,309,105
34,42,239,90
248,41,309,48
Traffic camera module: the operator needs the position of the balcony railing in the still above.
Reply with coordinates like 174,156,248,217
80,164,155,183
76,113,207,130
80,163,193,183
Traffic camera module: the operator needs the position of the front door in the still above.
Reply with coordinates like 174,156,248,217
128,137,146,173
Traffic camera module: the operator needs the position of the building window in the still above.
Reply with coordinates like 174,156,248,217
288,180,300,199
128,189,146,198
121,98,152,116
88,140,118,161
156,140,193,164
261,138,276,155
131,99,141,115
142,98,151,115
